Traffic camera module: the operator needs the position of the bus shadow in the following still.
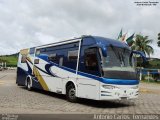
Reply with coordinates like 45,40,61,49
20,87,135,108
77,98,135,108
20,86,66,100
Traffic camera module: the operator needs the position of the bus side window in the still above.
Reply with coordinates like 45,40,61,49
48,53,57,62
68,50,78,61
36,49,40,56
84,48,98,71
59,57,63,67
21,55,27,63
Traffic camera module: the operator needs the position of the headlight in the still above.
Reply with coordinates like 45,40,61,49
102,85,119,89
132,85,139,89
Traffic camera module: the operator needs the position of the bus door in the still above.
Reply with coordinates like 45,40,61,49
77,47,101,99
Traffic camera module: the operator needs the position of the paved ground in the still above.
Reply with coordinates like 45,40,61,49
0,70,160,114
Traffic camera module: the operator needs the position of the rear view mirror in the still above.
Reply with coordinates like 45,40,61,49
131,51,147,67
132,51,146,62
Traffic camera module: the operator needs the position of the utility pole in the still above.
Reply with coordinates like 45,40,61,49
5,62,6,68
147,71,150,82
139,68,142,81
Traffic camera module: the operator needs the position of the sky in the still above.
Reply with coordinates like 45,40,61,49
0,0,160,58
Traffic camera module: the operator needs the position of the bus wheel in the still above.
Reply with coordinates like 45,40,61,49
66,84,77,103
26,78,32,91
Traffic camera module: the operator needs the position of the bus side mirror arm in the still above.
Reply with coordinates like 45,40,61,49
132,50,147,63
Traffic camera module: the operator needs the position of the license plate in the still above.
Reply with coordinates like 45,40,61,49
121,97,127,100
122,94,127,97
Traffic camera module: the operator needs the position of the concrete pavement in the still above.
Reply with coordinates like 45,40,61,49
0,70,160,114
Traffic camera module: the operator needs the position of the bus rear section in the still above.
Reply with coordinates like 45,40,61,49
16,47,42,90
16,49,30,86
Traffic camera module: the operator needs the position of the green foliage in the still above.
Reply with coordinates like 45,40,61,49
0,54,18,67
131,34,154,57
144,58,160,69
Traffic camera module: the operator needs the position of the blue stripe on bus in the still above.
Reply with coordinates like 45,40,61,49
78,71,139,85
37,55,139,85
101,78,139,85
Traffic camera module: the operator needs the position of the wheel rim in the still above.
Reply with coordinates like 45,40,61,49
69,88,76,99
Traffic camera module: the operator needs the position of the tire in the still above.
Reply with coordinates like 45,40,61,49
66,84,77,103
17,83,21,86
26,78,32,91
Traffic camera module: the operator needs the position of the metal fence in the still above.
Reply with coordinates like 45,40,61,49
138,68,160,82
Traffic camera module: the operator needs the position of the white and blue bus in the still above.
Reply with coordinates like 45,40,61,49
16,35,145,102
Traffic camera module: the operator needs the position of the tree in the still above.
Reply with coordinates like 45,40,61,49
131,34,154,58
157,33,160,47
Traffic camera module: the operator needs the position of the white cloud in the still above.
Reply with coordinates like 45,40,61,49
0,0,160,58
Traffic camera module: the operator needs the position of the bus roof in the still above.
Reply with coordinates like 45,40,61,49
92,36,129,48
21,35,129,51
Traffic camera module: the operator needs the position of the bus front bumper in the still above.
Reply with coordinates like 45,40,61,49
99,84,139,100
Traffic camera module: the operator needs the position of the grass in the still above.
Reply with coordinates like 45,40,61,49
141,79,160,84
0,55,18,67
146,58,160,69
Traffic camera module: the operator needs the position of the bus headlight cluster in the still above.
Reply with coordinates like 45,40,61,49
102,85,119,89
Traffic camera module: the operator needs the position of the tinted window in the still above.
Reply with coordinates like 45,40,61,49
68,50,78,61
44,42,79,53
36,49,40,55
29,47,35,54
48,53,57,62
21,55,27,63
84,48,98,71
59,57,63,67
40,48,46,52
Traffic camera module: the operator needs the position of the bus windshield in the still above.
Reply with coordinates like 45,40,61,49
101,46,137,79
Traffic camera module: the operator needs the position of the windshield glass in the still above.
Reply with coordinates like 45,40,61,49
102,46,135,72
